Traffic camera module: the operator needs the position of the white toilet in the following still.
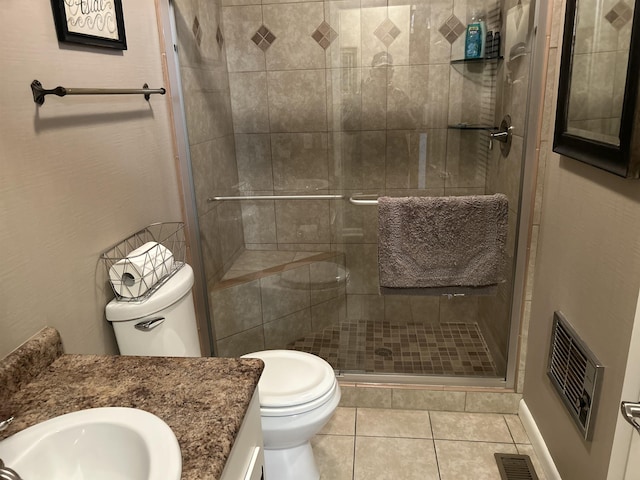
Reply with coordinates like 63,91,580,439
242,349,341,480
105,263,201,357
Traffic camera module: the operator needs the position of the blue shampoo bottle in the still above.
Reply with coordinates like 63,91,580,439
465,10,486,59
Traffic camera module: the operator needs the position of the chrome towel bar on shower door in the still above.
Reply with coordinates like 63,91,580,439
207,194,381,204
207,194,345,202
348,195,379,205
30,80,166,105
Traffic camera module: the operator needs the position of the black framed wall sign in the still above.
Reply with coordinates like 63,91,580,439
553,0,640,178
50,0,127,50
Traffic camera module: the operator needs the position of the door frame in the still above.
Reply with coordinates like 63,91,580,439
155,0,216,356
607,288,640,479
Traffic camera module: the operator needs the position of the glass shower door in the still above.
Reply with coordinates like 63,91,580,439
324,0,535,380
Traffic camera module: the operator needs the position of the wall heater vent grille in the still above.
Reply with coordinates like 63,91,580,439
547,311,603,440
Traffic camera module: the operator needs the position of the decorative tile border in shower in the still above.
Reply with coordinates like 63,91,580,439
373,18,401,47
311,21,338,49
438,14,466,44
251,25,276,51
605,1,633,29
338,383,522,414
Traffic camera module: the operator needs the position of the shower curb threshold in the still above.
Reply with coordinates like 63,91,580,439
337,380,522,414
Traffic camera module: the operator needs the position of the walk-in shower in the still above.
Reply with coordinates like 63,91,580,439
163,0,538,386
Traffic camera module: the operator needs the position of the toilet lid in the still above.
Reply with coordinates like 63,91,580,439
242,350,336,409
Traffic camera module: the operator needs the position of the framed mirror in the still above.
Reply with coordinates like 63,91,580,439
553,0,640,178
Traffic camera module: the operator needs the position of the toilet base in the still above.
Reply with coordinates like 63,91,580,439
264,441,319,480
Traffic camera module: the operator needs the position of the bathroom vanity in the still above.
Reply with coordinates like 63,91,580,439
0,327,265,480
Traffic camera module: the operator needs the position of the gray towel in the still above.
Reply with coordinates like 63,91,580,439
378,194,508,295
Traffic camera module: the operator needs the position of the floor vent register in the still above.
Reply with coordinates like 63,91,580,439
495,453,539,480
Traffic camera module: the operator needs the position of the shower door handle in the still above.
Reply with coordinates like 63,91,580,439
489,115,513,157
489,130,510,142
621,401,640,435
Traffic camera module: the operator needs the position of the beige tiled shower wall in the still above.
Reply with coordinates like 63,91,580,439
174,0,246,286
221,0,522,349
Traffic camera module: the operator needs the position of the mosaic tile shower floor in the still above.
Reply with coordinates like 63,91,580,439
289,321,498,376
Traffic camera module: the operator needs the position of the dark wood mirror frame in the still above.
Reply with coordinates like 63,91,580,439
553,0,640,178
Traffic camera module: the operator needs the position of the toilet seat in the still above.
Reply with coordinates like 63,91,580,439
242,350,337,417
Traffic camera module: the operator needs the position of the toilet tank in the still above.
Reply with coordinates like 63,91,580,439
105,264,201,357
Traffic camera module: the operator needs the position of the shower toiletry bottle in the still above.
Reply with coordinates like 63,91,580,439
493,31,501,58
465,9,486,59
485,31,494,58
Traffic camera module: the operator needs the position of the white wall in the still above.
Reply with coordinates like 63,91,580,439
0,1,182,357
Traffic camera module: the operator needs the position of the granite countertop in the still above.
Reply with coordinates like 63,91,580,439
0,328,264,480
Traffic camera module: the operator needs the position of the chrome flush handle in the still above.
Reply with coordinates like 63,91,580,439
135,317,165,332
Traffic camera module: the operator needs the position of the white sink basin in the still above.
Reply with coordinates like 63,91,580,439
0,407,181,480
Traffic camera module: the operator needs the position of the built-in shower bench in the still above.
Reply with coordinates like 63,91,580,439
210,250,348,357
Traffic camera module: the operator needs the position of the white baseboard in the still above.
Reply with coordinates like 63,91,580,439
519,399,562,480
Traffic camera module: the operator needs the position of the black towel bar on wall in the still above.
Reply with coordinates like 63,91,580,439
30,80,166,105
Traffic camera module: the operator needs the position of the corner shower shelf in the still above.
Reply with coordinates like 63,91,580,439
448,124,497,130
450,56,503,65
449,56,503,82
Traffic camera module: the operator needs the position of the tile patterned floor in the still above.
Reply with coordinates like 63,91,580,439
313,408,547,480
289,321,498,376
